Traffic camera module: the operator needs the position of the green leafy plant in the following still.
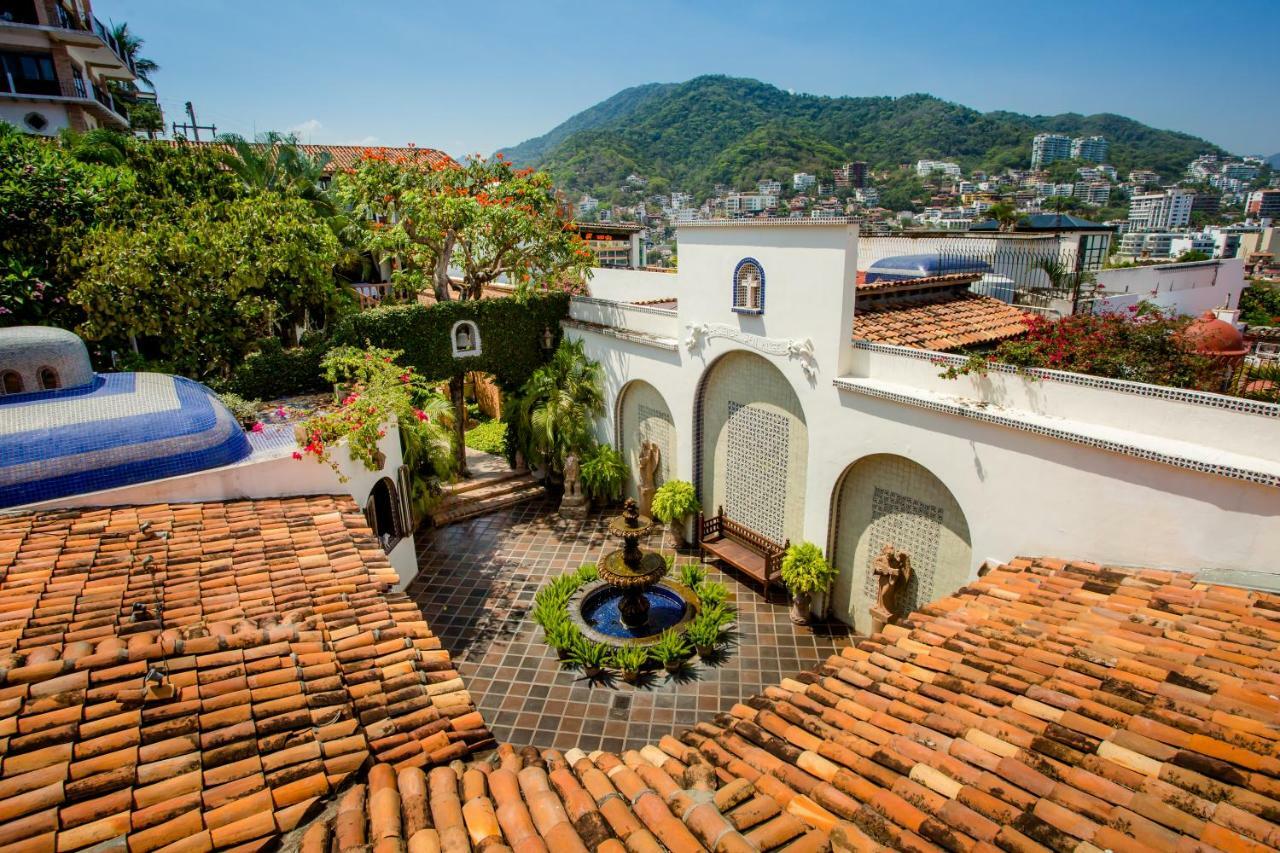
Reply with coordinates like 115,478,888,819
611,645,649,680
685,610,725,653
780,542,838,597
651,629,689,669
507,338,604,481
664,554,677,575
651,480,700,524
464,419,508,455
570,638,611,672
679,563,707,590
217,392,261,429
580,443,628,503
575,563,599,584
696,580,730,608
545,621,582,656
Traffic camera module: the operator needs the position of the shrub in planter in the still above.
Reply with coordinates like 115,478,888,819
651,480,700,546
217,392,261,430
780,541,838,625
685,611,724,657
545,621,581,660
651,629,690,673
575,562,599,584
580,443,627,505
611,645,649,683
695,580,730,608
679,563,707,590
570,638,611,677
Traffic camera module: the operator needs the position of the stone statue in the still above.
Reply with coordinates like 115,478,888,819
869,544,913,635
563,453,580,498
637,440,660,517
559,452,587,519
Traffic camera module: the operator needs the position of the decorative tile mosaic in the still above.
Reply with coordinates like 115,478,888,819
862,486,943,611
724,400,789,542
637,402,674,484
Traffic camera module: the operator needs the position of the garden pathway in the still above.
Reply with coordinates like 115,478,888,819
408,499,852,752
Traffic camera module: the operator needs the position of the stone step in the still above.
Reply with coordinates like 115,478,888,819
447,467,527,497
429,476,543,526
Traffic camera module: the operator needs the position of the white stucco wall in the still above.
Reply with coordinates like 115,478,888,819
18,428,420,588
1092,258,1246,316
569,221,1280,625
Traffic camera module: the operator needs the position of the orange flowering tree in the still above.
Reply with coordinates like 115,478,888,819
334,149,592,302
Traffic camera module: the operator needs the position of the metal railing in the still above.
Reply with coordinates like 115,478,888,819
50,5,136,75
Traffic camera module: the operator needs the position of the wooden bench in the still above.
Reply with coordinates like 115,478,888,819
697,506,788,602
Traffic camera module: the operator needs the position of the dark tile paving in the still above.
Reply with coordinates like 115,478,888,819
408,498,853,752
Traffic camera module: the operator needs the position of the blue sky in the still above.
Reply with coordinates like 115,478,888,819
109,0,1277,158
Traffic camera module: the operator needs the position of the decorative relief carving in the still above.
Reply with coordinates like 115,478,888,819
685,322,817,379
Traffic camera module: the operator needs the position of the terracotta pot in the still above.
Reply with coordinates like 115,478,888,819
584,665,602,678
668,520,686,548
556,647,572,661
790,591,813,625
622,669,640,683
695,644,714,658
664,660,682,674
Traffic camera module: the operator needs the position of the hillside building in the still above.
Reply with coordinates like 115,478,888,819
1030,132,1071,168
1129,188,1194,231
1070,134,1109,162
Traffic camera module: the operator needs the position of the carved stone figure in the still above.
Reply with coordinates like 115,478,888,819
559,452,587,519
869,544,913,635
637,440,660,517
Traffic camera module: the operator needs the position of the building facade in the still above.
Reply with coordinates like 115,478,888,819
0,0,136,134
1070,135,1109,162
1247,189,1280,219
1030,133,1071,168
1129,188,1194,230
564,221,1279,632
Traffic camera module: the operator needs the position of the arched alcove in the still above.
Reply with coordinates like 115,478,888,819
615,380,677,506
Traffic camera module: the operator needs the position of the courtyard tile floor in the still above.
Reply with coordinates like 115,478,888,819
407,498,853,753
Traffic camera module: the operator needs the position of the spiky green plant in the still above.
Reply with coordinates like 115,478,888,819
611,645,649,676
576,563,599,584
679,563,707,589
695,580,730,608
651,629,689,667
570,638,611,671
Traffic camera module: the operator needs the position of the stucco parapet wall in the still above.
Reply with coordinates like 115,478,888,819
833,375,1280,488
570,295,677,317
561,318,679,351
852,339,1280,419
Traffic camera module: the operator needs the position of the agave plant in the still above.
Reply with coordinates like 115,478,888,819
679,563,707,590
570,638,611,675
612,645,649,681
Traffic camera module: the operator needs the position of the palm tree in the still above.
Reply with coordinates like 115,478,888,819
217,132,334,215
987,201,1021,233
509,338,604,481
1034,257,1096,314
108,22,159,91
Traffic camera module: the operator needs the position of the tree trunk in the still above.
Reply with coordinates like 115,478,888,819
450,375,468,477
433,231,456,302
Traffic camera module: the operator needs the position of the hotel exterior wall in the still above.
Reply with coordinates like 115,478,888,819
569,222,1280,614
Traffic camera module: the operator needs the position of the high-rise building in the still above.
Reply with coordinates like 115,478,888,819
1031,133,1071,169
1247,189,1280,219
0,0,139,135
1128,189,1194,231
1070,136,1109,163
793,172,816,191
915,160,961,178
833,162,868,188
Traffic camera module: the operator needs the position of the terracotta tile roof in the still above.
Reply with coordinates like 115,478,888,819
159,140,454,174
631,297,679,310
854,292,1030,351
0,496,488,852
855,271,988,293
301,558,1280,853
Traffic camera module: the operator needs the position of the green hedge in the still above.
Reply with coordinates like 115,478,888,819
332,292,570,389
219,335,330,399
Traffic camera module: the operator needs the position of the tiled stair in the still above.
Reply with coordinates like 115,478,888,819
428,469,543,526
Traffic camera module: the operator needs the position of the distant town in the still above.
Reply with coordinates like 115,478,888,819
572,133,1278,271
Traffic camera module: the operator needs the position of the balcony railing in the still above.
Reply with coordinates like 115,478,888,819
49,4,136,75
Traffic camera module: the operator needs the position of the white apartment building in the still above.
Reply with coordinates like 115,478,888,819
854,187,879,205
577,195,599,217
1074,181,1111,205
1030,133,1071,168
670,191,693,209
1223,162,1259,181
915,159,961,178
724,193,778,216
792,172,816,191
757,179,782,196
1129,188,1193,231
1070,135,1109,163
1128,169,1161,187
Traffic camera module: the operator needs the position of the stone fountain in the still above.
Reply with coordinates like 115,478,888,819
572,498,698,646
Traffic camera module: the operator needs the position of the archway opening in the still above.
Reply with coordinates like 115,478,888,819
615,380,676,513
828,454,972,632
694,350,807,545
365,476,405,552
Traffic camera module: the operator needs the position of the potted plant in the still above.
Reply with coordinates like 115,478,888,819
546,621,581,661
580,444,627,507
571,638,611,677
780,542,838,625
612,645,648,683
651,629,689,674
651,480,700,547
685,610,725,658
696,580,730,608
679,563,707,590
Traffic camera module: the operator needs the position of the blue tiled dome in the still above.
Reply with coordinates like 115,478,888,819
864,254,993,283
0,371,252,508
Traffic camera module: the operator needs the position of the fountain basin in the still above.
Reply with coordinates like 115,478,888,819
572,580,699,646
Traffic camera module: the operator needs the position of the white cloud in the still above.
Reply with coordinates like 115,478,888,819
346,135,379,146
289,118,323,137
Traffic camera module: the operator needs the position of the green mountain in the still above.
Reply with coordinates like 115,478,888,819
498,76,1226,202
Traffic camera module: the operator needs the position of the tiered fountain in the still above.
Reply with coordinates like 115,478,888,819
572,498,697,645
